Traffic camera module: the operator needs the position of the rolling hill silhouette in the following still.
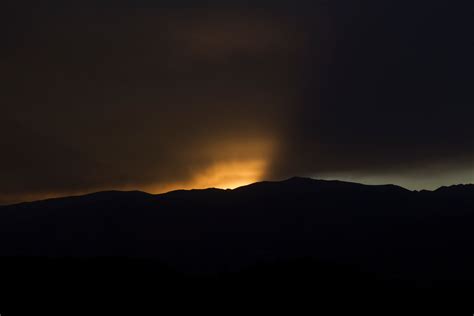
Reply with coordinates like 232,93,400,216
0,177,473,314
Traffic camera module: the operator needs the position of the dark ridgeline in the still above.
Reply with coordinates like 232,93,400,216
0,177,473,314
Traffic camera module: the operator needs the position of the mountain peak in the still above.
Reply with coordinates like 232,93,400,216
435,183,474,193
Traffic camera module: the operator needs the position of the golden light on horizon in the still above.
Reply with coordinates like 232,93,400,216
0,138,275,205
149,137,275,193
201,159,268,189
160,159,267,192
1,157,268,205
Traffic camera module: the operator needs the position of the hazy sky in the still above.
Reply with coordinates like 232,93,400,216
1,1,473,204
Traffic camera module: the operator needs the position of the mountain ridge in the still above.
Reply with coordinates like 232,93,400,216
3,176,471,208
0,176,473,313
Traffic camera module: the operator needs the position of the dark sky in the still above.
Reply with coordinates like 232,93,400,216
1,1,473,204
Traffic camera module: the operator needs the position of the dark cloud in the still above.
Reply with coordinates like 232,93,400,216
1,1,473,204
266,1,474,181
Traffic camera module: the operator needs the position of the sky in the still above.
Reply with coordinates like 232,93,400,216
1,1,473,204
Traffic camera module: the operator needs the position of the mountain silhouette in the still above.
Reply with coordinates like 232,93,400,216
0,177,473,314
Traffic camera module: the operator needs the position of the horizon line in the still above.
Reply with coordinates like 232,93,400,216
2,177,472,207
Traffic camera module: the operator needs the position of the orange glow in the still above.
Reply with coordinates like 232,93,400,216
152,158,268,193
189,159,265,190
0,138,275,205
150,138,275,193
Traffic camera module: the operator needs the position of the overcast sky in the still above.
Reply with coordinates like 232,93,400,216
1,1,473,204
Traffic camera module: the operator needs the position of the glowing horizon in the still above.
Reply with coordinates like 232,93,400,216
150,158,267,193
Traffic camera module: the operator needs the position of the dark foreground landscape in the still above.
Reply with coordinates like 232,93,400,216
1,177,473,315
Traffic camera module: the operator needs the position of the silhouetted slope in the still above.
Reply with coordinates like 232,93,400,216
0,178,473,314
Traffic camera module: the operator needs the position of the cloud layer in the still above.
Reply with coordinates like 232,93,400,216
1,1,473,203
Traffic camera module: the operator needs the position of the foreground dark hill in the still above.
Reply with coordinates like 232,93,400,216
0,177,473,314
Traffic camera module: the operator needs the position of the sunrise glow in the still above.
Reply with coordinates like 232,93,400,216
152,158,268,193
